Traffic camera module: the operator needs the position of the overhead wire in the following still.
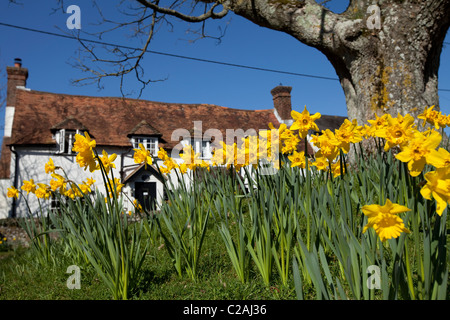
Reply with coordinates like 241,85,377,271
0,21,449,91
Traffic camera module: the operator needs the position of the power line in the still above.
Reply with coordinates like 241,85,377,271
0,22,339,81
1,21,450,91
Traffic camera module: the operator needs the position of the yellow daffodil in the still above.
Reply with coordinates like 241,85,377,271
288,150,306,168
97,150,117,174
243,136,260,167
73,132,97,172
223,142,237,169
35,183,51,199
290,106,321,139
375,114,416,151
270,121,299,155
362,199,411,242
418,105,441,129
73,131,96,153
106,178,124,198
311,130,339,162
267,122,286,145
133,143,153,168
435,113,448,129
178,162,189,174
21,179,36,195
181,145,201,170
395,130,442,177
64,186,77,200
76,151,97,173
367,113,389,136
331,161,345,178
311,156,329,171
50,173,66,192
281,131,300,154
86,177,96,187
211,144,226,166
158,148,169,161
133,199,144,213
45,158,56,174
159,156,178,174
7,186,19,199
426,148,450,168
333,119,363,153
359,124,374,139
420,167,450,216
78,183,92,194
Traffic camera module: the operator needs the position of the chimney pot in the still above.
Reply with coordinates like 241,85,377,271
14,58,22,68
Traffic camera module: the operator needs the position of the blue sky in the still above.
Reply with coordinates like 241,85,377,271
1,0,449,149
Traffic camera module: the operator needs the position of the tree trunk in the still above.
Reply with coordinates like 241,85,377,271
227,0,450,126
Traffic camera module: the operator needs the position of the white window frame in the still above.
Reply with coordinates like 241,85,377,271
50,195,61,214
56,129,80,154
190,138,211,160
132,136,158,156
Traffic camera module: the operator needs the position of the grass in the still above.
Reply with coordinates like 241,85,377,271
0,221,302,300
1,142,448,300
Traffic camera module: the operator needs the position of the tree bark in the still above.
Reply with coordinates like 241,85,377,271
226,0,450,126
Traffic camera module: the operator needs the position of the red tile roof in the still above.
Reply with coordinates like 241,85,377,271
10,89,280,150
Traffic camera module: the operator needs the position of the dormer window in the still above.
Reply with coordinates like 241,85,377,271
56,129,80,154
132,136,158,156
190,138,211,159
51,117,87,155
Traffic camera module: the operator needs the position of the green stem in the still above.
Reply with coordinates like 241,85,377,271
404,240,416,300
305,137,311,251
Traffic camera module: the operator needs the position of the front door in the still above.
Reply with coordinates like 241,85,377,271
135,182,157,211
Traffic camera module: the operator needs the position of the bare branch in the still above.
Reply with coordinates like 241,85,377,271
69,9,166,98
135,0,229,22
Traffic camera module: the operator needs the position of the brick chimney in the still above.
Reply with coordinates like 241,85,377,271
271,85,292,123
6,58,28,106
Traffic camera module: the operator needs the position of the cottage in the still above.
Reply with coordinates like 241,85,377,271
0,59,346,218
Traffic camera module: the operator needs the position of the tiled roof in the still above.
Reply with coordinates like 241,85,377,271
10,89,280,150
314,115,347,133
127,120,163,138
51,116,88,131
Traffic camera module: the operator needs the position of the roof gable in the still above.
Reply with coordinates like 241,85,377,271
128,120,162,137
51,116,88,131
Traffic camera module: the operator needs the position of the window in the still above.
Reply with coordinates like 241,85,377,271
133,137,158,156
50,195,61,214
56,129,80,154
201,140,211,159
190,139,211,159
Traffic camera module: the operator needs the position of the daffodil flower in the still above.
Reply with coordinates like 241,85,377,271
290,106,321,139
73,132,97,172
395,130,442,177
374,114,415,151
7,186,19,199
426,148,450,168
420,167,450,216
35,183,51,199
21,179,36,195
288,150,306,168
45,158,56,174
362,199,411,242
97,150,117,174
133,143,153,168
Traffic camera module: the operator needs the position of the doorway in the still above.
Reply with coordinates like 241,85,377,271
135,182,157,211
